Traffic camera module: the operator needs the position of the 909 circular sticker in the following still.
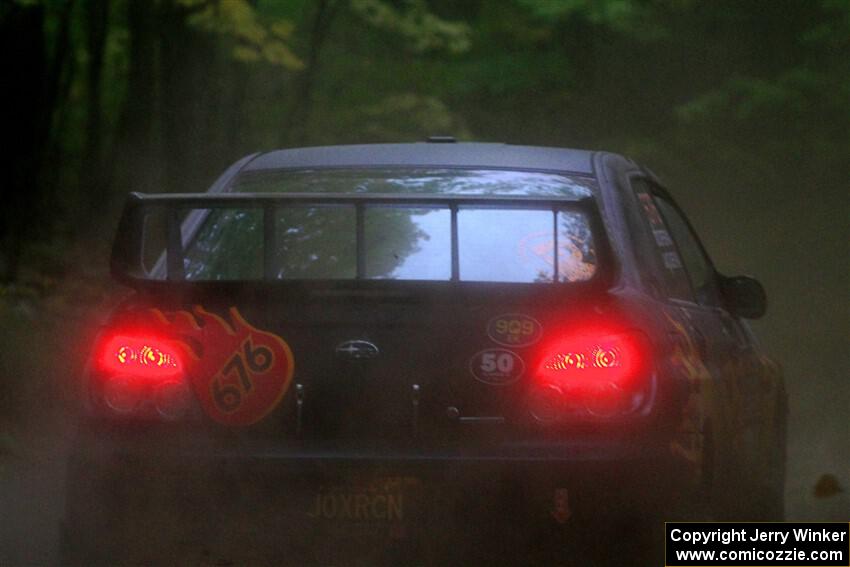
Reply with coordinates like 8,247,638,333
469,348,525,386
487,314,542,347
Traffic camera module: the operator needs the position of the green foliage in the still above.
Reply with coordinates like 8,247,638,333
517,0,668,38
184,0,303,69
803,0,850,47
5,0,846,273
520,0,637,22
350,0,471,53
358,93,471,141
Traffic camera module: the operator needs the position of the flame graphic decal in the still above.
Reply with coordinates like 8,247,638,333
145,306,294,426
665,311,711,474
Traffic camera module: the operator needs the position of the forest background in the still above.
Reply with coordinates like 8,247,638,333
0,0,847,521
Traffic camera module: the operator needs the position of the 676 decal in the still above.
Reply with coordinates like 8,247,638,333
212,337,275,413
145,306,295,426
469,348,525,386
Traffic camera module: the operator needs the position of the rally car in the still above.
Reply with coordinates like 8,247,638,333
63,141,786,565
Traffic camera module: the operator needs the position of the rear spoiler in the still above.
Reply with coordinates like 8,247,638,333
110,191,611,286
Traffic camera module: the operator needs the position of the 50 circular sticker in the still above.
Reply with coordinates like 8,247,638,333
469,349,525,386
487,314,542,347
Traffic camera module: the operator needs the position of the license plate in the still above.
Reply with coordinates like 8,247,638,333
304,476,422,537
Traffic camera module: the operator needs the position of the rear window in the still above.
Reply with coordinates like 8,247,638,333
172,169,600,283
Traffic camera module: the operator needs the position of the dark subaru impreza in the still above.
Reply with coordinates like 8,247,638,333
63,141,786,565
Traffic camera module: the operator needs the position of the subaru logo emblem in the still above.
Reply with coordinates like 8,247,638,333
335,340,380,360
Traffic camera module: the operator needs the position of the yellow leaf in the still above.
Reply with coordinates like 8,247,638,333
233,44,261,63
262,42,304,70
271,20,295,39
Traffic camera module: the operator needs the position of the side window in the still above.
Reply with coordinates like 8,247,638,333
631,179,694,302
652,195,721,306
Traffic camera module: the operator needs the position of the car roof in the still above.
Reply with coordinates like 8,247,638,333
242,142,597,176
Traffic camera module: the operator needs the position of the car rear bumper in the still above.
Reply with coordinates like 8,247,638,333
63,424,694,565
67,425,695,506
65,421,698,514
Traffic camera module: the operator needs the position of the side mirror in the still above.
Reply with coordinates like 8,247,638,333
720,275,767,319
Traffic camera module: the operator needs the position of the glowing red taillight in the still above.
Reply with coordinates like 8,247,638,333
92,333,194,419
538,331,643,386
98,335,184,379
533,328,650,418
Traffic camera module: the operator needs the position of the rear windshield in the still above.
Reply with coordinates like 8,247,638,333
170,169,600,283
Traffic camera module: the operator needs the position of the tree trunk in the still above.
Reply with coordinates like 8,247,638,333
113,0,158,198
43,2,80,214
81,0,110,214
282,0,342,146
158,1,212,194
0,3,47,281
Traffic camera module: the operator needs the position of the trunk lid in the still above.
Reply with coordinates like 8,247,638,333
159,283,607,451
